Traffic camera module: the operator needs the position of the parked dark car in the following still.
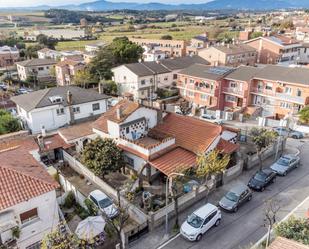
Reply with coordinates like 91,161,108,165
218,184,252,212
248,169,276,191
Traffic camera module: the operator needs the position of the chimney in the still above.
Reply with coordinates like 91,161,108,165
67,90,75,125
41,125,46,137
98,82,104,94
67,90,73,105
116,107,122,120
37,134,44,151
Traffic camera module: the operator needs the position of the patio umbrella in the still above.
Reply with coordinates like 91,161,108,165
75,216,106,241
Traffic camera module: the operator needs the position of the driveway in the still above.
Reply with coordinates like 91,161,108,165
158,139,309,249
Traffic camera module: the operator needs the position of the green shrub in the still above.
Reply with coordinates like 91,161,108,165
84,198,98,216
64,191,75,209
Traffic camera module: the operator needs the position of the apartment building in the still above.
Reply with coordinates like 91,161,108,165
55,59,86,86
244,35,302,64
221,66,259,111
198,43,257,67
0,137,59,249
186,33,209,56
249,65,309,118
11,86,109,134
112,56,209,100
0,46,20,68
129,37,187,58
177,63,234,110
16,59,57,82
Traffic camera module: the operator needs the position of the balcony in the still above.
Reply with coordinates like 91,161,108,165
251,88,276,96
251,88,305,104
223,87,245,96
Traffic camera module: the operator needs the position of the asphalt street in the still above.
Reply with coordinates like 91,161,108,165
159,139,309,249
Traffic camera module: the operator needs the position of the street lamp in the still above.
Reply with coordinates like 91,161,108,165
165,172,185,236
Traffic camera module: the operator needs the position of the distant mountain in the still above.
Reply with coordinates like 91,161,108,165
1,0,308,12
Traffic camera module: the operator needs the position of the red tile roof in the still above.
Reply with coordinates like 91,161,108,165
268,237,309,249
39,134,72,152
149,147,196,176
0,137,59,211
59,122,93,142
152,113,222,154
217,138,240,154
93,99,140,133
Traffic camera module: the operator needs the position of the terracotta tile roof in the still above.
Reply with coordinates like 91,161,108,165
58,122,94,142
216,138,239,154
39,134,72,152
152,113,222,154
0,137,59,211
149,147,196,176
268,237,309,249
93,100,140,133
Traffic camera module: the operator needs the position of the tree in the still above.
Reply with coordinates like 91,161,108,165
250,128,277,170
73,70,93,87
264,198,281,247
24,44,44,59
196,149,230,184
0,109,21,135
275,216,309,245
161,34,173,40
81,138,124,178
41,225,81,249
89,37,143,81
298,106,309,124
37,34,58,49
101,191,130,249
103,80,118,95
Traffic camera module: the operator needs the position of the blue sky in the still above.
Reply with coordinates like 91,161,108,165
0,0,211,7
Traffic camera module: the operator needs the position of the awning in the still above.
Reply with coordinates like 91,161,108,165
149,147,196,176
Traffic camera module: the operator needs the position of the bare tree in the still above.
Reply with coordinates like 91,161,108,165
264,198,281,247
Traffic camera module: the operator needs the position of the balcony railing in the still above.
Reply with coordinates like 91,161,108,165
251,88,305,104
223,87,244,96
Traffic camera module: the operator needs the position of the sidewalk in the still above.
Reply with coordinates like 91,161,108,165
129,142,300,249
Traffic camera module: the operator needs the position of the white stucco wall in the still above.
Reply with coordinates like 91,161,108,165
0,190,59,249
17,99,108,134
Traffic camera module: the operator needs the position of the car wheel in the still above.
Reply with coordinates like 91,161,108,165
283,172,287,176
292,135,297,139
215,219,221,227
295,163,299,168
196,234,202,241
248,195,252,201
272,177,276,183
261,187,265,192
233,206,238,213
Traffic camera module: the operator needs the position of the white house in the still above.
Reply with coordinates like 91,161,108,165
92,100,239,181
142,45,166,62
112,56,209,100
85,42,105,53
0,137,59,249
16,58,57,82
11,86,110,134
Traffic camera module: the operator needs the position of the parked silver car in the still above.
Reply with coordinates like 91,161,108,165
219,184,252,212
270,154,300,176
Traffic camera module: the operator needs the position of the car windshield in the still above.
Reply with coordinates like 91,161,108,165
225,191,239,202
277,158,290,167
254,172,267,182
98,198,113,208
187,213,204,228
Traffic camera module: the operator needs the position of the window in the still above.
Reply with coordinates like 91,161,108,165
280,102,291,109
20,208,38,225
56,108,65,115
38,67,44,71
225,95,237,102
124,155,134,167
285,87,292,95
126,127,130,134
164,76,168,81
265,83,273,90
73,107,80,113
188,91,194,97
296,89,302,97
92,103,100,111
173,74,177,80
123,76,126,81
141,80,146,85
200,94,208,100
150,78,153,83
189,79,194,84
230,82,237,88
